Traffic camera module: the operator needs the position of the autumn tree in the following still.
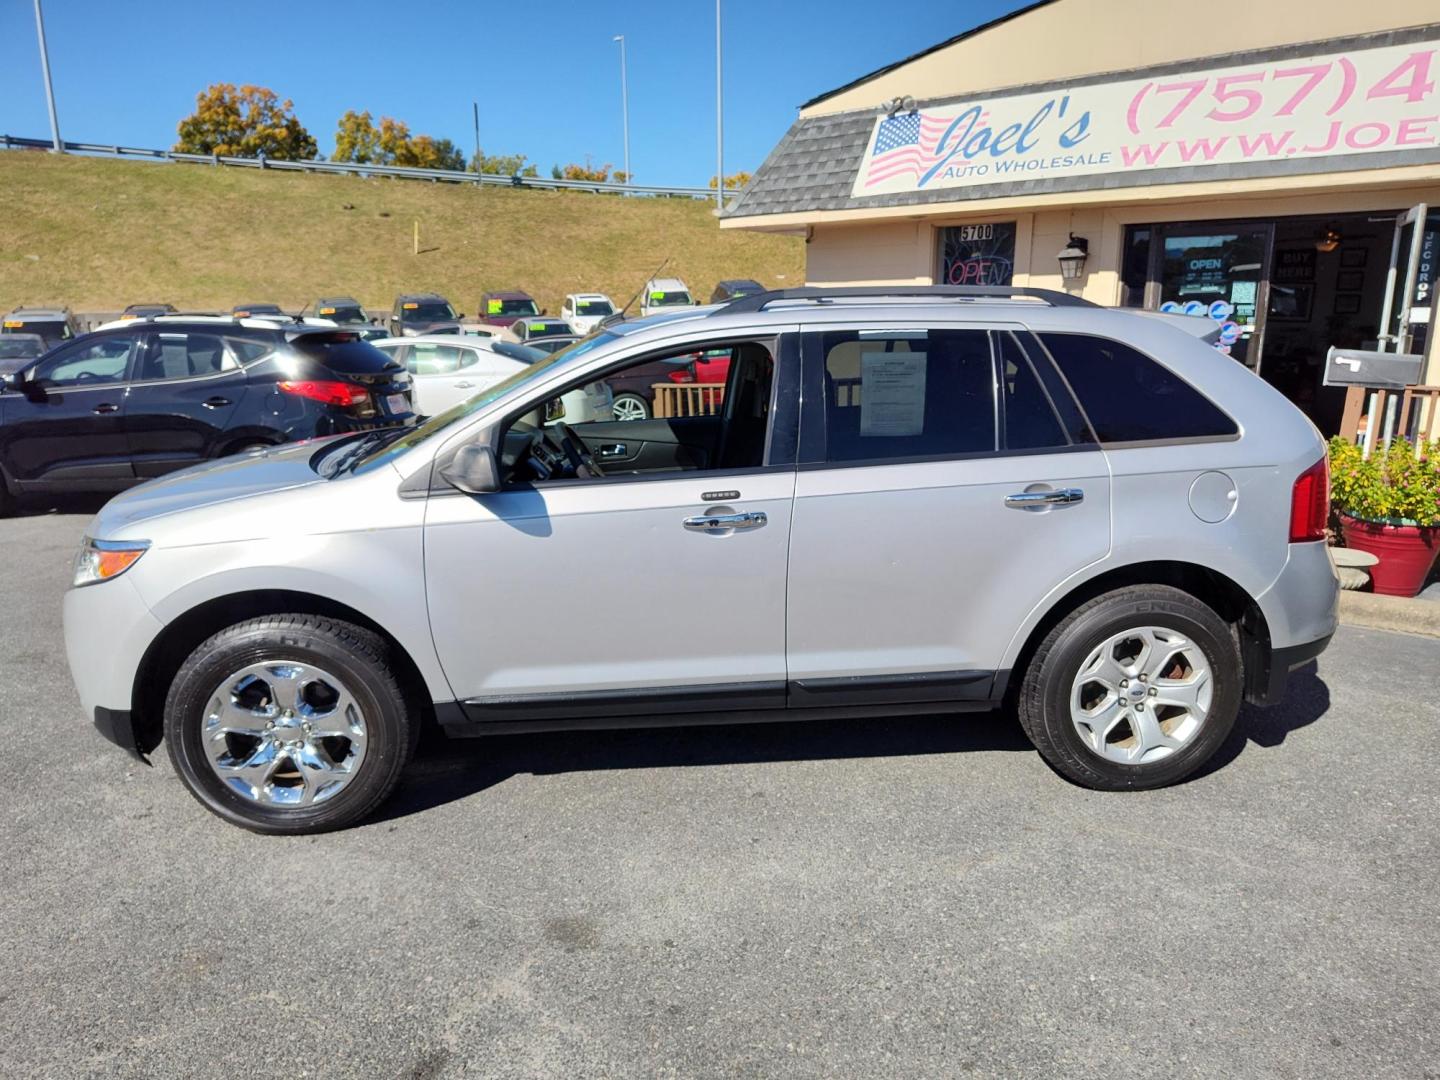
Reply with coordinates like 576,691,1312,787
175,84,317,159
559,162,614,182
476,150,539,177
332,109,382,163
333,113,468,170
709,171,752,190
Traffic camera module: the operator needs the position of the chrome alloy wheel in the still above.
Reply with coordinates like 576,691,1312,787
612,395,649,421
1068,626,1214,765
201,661,368,807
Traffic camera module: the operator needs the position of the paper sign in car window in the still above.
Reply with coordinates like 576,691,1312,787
487,300,503,314
319,307,336,315
530,322,549,332
860,352,927,437
650,291,664,302
403,302,419,310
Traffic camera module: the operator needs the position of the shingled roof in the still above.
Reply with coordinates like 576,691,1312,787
724,21,1440,224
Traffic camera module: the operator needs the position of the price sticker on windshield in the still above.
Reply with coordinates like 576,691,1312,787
403,302,419,310
487,300,503,314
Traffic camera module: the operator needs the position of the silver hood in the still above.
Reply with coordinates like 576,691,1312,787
89,438,338,538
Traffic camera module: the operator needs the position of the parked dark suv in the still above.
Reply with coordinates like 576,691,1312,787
2,305,79,346
0,318,415,513
390,294,461,337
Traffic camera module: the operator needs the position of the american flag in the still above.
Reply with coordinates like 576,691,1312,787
864,112,949,186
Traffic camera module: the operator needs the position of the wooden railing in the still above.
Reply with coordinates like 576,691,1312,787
653,383,725,418
1339,385,1440,448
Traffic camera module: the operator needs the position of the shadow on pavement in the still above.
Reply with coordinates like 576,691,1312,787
1191,660,1330,780
375,708,1035,824
378,663,1333,822
10,492,111,518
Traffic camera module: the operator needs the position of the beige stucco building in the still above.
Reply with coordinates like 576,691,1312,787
723,0,1440,436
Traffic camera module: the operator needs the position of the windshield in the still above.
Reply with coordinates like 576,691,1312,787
575,299,614,316
401,302,456,322
236,305,282,315
0,337,43,359
320,305,366,324
649,291,692,307
4,319,67,341
488,298,539,317
354,332,617,472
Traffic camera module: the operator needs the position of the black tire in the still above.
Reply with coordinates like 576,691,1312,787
612,392,651,421
1016,585,1240,790
164,614,418,833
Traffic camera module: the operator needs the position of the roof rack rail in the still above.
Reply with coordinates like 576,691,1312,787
716,285,1097,314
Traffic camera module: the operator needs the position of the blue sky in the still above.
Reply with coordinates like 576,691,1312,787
0,0,1031,187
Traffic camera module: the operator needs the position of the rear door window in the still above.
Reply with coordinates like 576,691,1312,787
405,342,466,375
136,332,235,381
814,328,995,464
996,332,1094,451
1037,332,1238,444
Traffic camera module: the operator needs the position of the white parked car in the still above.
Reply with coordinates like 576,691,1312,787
561,293,617,334
639,278,695,318
371,335,611,422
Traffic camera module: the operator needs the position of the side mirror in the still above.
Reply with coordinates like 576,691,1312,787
457,313,466,319
439,443,501,495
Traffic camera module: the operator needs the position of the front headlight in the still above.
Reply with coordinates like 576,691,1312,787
73,537,150,588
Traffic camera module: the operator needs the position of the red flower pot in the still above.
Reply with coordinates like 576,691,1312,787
1339,514,1440,598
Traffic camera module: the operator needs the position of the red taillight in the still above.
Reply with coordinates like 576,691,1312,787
278,380,370,407
1289,456,1329,543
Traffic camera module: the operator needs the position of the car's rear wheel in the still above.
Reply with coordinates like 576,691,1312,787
164,614,417,833
612,393,651,421
1016,586,1240,790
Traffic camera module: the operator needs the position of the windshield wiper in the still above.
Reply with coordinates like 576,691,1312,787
319,430,397,478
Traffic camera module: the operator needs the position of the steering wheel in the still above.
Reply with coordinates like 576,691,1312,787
553,423,606,479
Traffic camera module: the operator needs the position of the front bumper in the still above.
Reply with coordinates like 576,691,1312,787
64,572,165,748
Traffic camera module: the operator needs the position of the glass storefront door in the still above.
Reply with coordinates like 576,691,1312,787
1153,223,1272,369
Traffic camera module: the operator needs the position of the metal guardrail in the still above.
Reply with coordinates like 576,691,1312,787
0,135,736,200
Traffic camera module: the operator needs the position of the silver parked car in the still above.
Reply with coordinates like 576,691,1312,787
64,286,1338,833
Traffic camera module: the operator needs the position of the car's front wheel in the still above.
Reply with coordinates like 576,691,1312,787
1016,586,1240,790
164,614,417,833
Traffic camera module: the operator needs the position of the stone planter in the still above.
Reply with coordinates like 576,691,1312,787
1338,513,1440,598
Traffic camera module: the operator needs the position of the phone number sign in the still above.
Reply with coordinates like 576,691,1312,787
852,35,1440,197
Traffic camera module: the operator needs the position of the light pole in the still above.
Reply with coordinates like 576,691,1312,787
613,34,630,188
715,0,723,211
33,0,62,153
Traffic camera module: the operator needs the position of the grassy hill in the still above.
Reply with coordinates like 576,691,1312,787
0,151,803,317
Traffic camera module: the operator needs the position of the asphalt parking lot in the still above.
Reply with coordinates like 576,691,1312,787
2,504,1437,1079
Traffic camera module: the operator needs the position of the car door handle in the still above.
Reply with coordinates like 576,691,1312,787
92,402,119,414
683,511,767,533
597,443,627,457
202,396,231,408
1005,487,1084,509
452,380,474,389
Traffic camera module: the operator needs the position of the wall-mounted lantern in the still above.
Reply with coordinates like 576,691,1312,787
1057,234,1089,281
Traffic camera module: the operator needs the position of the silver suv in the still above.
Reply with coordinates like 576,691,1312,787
64,286,1339,833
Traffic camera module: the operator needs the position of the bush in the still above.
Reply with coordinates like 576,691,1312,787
1328,436,1440,525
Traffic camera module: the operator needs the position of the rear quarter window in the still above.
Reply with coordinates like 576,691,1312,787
1037,332,1237,444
